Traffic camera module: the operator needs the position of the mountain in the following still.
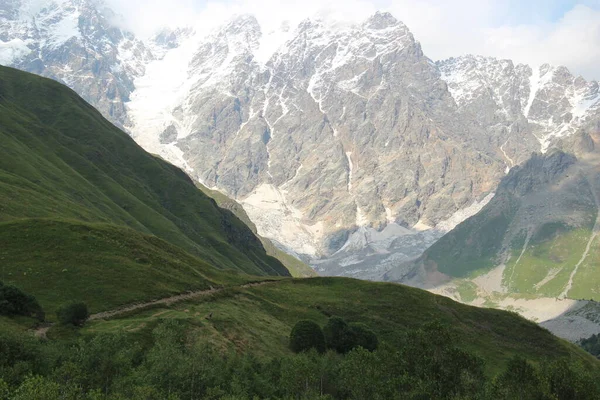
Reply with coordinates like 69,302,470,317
2,0,600,280
384,130,600,340
0,65,290,284
438,55,600,159
0,0,153,127
1,40,600,400
128,12,506,267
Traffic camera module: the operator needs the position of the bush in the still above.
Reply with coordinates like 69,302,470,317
323,317,378,354
56,302,89,326
289,320,326,353
0,281,44,321
323,317,352,353
348,323,378,352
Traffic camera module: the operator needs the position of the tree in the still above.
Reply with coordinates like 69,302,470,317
11,375,61,400
489,355,547,400
0,378,10,400
323,317,352,353
348,323,378,352
56,302,89,326
289,320,326,354
323,317,379,354
0,281,44,321
579,333,600,358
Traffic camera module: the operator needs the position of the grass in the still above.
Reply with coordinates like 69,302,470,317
425,193,517,278
569,235,600,300
82,277,599,375
456,280,478,302
1,63,598,381
0,65,288,278
504,228,591,297
0,219,254,318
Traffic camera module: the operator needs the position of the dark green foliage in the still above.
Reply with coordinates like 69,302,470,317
489,356,547,399
580,333,600,358
323,317,353,353
56,302,89,326
323,317,379,354
542,359,600,400
0,319,599,399
0,282,43,321
348,323,378,352
289,320,326,353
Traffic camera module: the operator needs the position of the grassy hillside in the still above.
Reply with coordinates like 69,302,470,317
0,65,288,278
0,219,255,317
82,277,598,375
197,184,317,277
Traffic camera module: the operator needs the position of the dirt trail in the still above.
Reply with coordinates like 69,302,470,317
90,280,276,321
32,280,279,337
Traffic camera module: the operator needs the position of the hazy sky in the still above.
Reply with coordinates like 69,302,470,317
106,0,600,80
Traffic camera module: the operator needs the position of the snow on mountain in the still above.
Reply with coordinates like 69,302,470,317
438,55,600,155
0,0,154,126
0,38,32,64
2,2,599,280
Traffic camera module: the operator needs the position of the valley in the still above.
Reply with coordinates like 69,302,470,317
3,1,599,287
1,1,600,396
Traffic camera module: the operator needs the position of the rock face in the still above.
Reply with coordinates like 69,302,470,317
128,12,507,265
0,0,153,127
389,131,600,301
3,1,600,279
438,55,600,165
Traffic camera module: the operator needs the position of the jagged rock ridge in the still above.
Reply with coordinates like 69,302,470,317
2,1,599,279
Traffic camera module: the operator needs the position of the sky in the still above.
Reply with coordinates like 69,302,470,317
106,0,600,80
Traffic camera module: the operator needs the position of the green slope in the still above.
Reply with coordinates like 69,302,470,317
0,219,253,317
0,65,289,278
84,277,598,375
1,66,599,399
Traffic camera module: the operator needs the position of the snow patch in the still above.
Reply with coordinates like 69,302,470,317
241,183,324,256
345,151,353,192
523,65,540,117
0,38,32,65
500,140,515,174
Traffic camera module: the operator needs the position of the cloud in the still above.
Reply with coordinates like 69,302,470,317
104,0,600,80
484,5,600,80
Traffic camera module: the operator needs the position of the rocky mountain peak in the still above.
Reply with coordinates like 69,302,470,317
364,11,399,30
3,2,600,281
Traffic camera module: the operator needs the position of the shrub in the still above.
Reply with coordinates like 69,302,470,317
323,317,352,353
289,320,326,353
0,379,8,400
56,302,89,326
348,323,378,352
324,317,379,354
0,281,44,321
